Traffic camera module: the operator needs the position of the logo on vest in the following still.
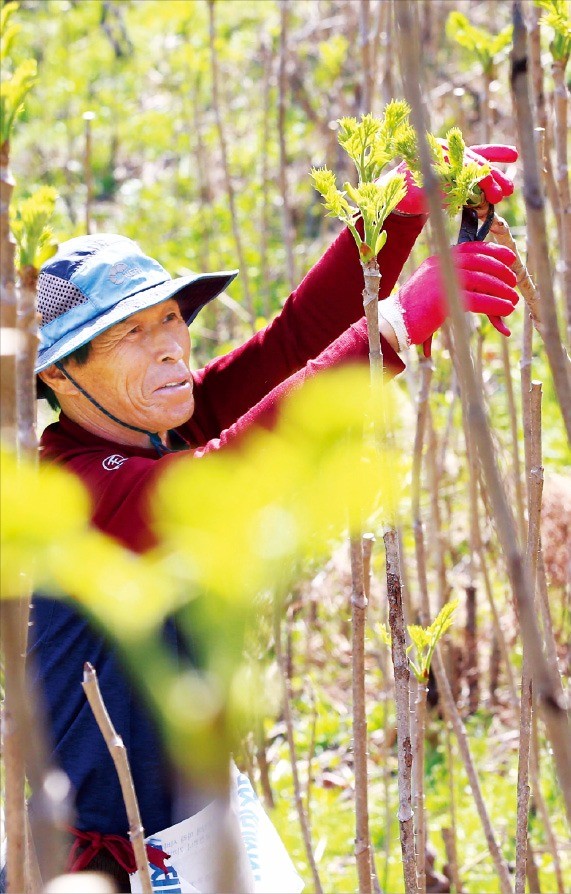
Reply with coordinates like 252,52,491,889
102,454,127,471
108,261,142,285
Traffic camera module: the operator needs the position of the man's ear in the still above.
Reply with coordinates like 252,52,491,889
38,364,78,398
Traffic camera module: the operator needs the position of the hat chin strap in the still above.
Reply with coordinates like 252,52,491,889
55,362,172,456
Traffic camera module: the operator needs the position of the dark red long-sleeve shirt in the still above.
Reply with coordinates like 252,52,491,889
30,213,424,840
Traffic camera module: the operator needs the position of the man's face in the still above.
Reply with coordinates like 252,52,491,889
66,298,194,433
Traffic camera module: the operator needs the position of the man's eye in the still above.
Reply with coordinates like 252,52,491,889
128,325,141,335
165,312,180,323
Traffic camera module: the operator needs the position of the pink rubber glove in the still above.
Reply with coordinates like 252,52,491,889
378,242,518,357
394,143,518,216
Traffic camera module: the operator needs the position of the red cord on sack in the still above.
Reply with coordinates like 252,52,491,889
66,825,171,875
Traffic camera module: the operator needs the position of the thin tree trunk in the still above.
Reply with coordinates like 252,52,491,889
426,410,448,613
1,140,17,442
349,536,373,894
274,609,324,894
278,1,296,292
441,827,462,894
482,69,491,143
82,663,153,894
16,268,39,463
464,585,479,713
255,716,275,811
529,712,566,894
411,356,434,626
1,606,28,894
1,137,28,894
528,6,562,248
345,250,385,894
515,382,544,894
520,310,533,484
190,73,212,270
361,533,382,894
413,677,427,894
397,0,571,826
551,55,571,345
259,33,272,318
461,393,481,711
207,0,255,328
511,2,571,444
83,111,94,235
385,528,418,894
442,726,462,894
359,0,373,116
501,335,526,544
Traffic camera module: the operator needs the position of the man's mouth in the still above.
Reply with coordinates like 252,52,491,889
155,378,191,393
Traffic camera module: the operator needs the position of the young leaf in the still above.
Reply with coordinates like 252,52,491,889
11,185,58,268
0,57,37,144
446,11,513,73
536,0,571,60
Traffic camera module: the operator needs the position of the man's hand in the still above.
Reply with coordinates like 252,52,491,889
392,143,518,216
378,242,518,357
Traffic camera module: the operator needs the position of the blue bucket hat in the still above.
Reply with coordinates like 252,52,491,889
35,233,238,376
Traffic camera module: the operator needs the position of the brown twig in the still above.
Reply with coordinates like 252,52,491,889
82,663,153,894
551,53,571,344
259,32,273,318
442,725,463,894
411,355,434,626
83,111,94,235
385,527,418,894
358,0,373,116
349,535,374,894
278,0,296,292
489,214,541,329
529,8,562,248
510,2,571,444
412,675,427,894
409,357,434,894
255,715,275,811
515,381,544,894
500,335,526,544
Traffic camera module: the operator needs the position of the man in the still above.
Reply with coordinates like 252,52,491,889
28,145,518,889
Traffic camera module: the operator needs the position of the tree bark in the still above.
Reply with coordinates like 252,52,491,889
350,536,373,894
511,2,571,444
385,528,418,894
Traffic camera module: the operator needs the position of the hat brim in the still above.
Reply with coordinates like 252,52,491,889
35,269,238,385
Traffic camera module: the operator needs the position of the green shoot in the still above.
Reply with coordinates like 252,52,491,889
0,2,21,64
311,102,414,263
378,598,459,683
536,0,571,61
10,186,58,269
0,57,36,145
337,102,415,182
311,166,406,263
396,126,490,217
1,1,37,146
445,11,513,75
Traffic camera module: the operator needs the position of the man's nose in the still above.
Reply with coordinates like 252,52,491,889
155,331,184,362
